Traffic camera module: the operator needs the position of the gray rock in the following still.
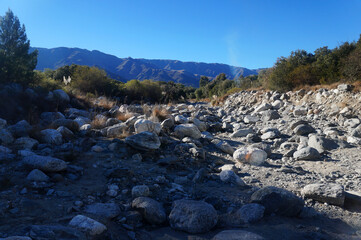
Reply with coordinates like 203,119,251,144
294,124,315,136
175,115,188,124
0,129,14,144
84,203,121,219
261,110,280,121
230,128,254,138
53,89,70,102
57,126,74,140
161,118,174,129
125,131,161,151
244,115,259,124
74,117,91,128
308,135,338,154
219,170,246,186
8,120,32,137
351,125,361,138
293,147,320,160
105,118,121,127
51,119,79,132
0,118,7,129
235,203,265,223
254,103,272,113
293,107,308,116
40,129,63,145
132,185,150,198
69,215,107,235
106,122,127,137
22,154,67,172
192,118,207,132
215,140,235,155
212,230,265,240
134,119,161,135
26,169,49,182
337,84,353,92
132,197,166,224
14,137,38,150
344,118,360,128
302,183,345,206
251,186,304,217
174,124,201,139
169,199,218,234
233,147,267,166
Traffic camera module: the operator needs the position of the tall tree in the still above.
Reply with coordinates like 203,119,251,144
0,9,37,84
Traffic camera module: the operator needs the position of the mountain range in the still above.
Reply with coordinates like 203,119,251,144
31,47,261,87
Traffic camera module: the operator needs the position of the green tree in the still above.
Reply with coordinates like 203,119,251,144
0,9,37,84
199,76,209,87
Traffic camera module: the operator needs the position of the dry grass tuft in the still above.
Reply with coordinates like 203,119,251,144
152,107,170,122
116,112,134,122
91,117,107,129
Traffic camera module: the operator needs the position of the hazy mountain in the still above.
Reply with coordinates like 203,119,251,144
31,47,261,87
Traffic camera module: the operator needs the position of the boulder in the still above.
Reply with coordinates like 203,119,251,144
174,124,202,139
14,137,38,150
134,119,161,135
0,129,14,144
26,169,49,182
53,89,70,102
125,131,161,151
57,126,74,140
215,140,235,155
233,147,267,166
51,119,79,132
261,110,280,121
251,186,304,217
22,154,67,172
192,118,207,132
293,124,315,136
219,170,246,186
230,128,254,138
175,115,188,124
337,84,353,92
235,203,265,223
131,185,150,198
106,123,127,138
132,197,166,224
243,115,259,124
40,129,63,145
8,120,32,137
301,183,345,206
293,147,320,160
169,200,218,234
308,135,338,154
69,215,106,236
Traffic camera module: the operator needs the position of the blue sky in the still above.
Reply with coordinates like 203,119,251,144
1,0,361,69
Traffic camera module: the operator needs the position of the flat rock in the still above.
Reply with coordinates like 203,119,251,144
301,183,345,206
293,147,320,160
22,154,67,172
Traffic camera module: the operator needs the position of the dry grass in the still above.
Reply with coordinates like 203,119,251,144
95,97,117,109
91,117,107,129
151,106,170,122
116,112,134,122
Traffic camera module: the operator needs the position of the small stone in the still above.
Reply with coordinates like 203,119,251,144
233,147,267,166
132,185,150,198
132,197,166,224
301,183,345,206
69,215,107,235
26,169,49,182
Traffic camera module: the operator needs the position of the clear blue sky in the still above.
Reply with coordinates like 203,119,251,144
1,0,361,69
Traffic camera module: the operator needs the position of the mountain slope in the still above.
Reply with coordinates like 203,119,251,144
32,47,260,87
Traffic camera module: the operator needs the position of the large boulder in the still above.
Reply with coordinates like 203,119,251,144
134,119,161,135
174,124,201,139
233,147,267,166
212,230,265,240
125,131,161,151
169,200,218,234
0,129,14,144
14,137,38,150
40,129,63,145
301,183,345,206
22,154,67,172
132,197,166,224
251,186,304,217
235,203,265,224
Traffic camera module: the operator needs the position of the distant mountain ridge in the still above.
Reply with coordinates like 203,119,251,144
31,47,261,87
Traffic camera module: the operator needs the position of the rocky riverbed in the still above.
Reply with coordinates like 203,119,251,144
0,84,361,240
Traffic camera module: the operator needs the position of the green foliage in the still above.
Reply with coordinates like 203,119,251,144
199,76,209,87
31,70,62,91
259,36,361,91
195,73,236,99
0,9,37,85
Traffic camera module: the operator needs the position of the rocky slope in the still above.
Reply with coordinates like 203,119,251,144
31,47,260,87
0,84,361,240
